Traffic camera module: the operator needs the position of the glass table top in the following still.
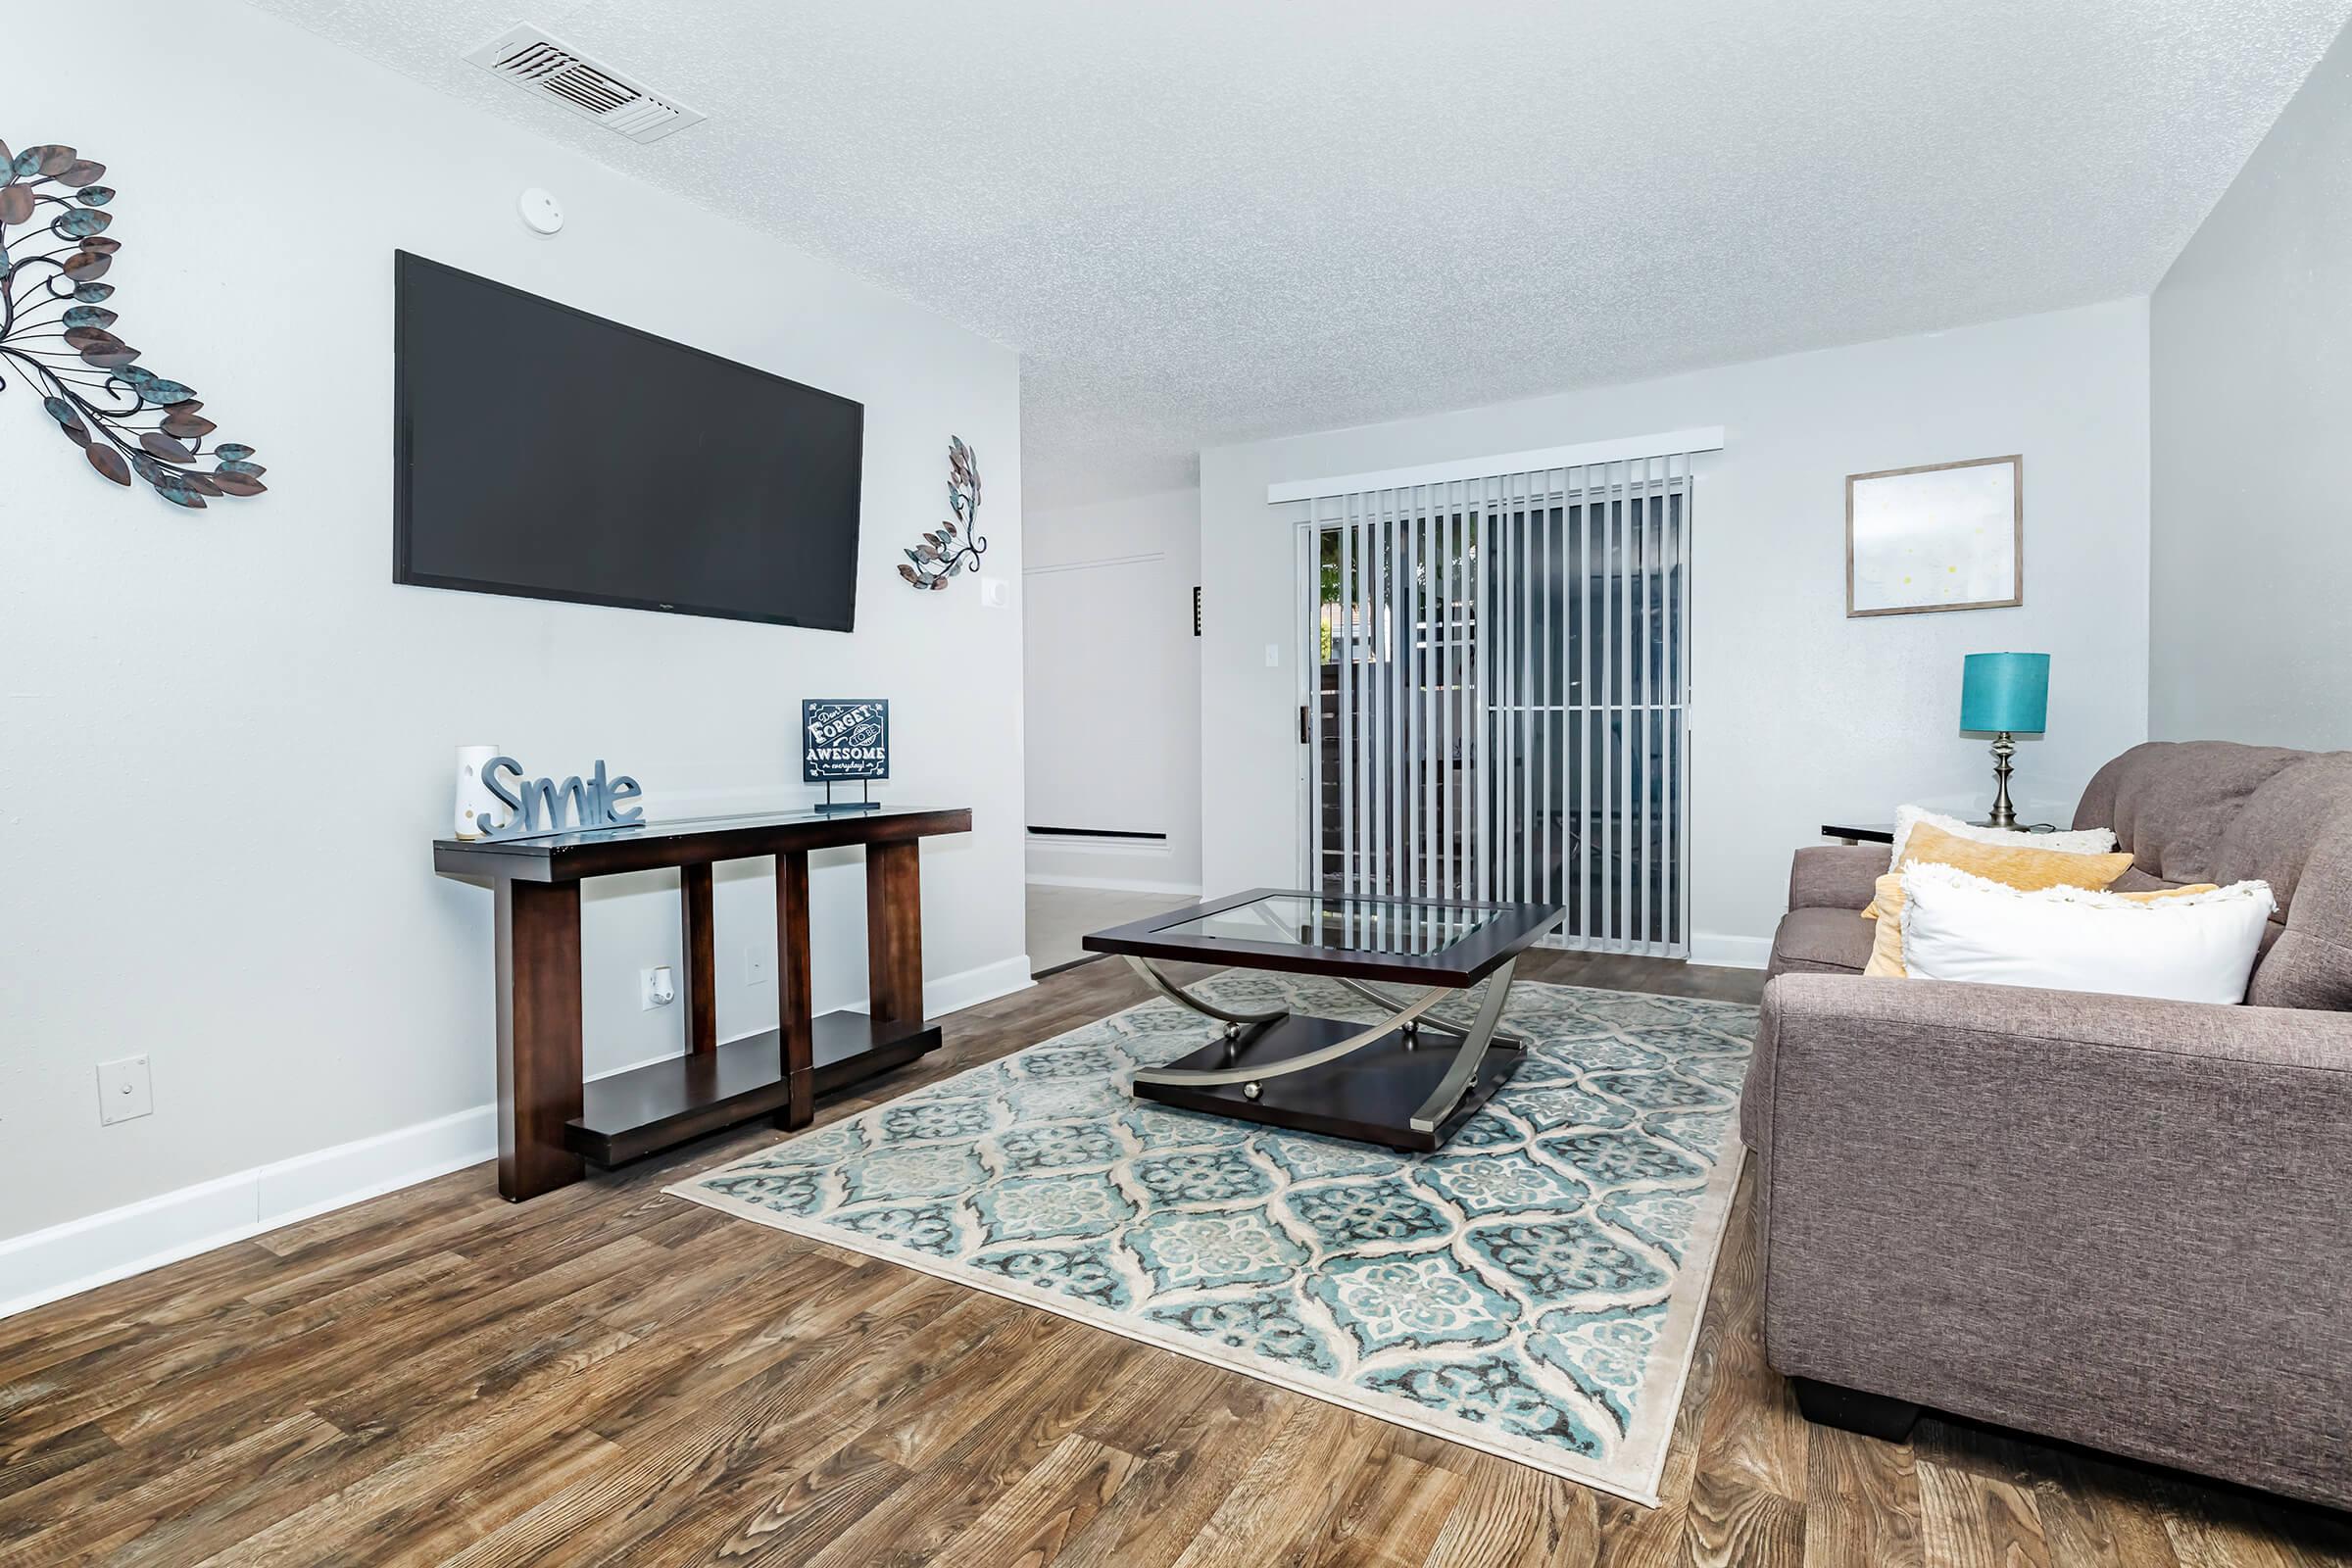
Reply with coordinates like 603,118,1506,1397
1148,894,1495,956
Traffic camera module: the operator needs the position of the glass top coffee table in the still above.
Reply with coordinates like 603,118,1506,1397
1082,887,1565,1152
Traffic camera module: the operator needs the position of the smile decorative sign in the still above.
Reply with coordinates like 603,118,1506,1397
481,757,644,839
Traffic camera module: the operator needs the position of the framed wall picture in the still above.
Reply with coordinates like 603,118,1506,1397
802,699,890,782
1845,454,2022,616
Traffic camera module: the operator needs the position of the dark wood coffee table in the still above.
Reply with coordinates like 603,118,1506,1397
1082,888,1565,1152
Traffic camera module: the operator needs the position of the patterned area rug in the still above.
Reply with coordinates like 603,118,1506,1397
667,973,1755,1505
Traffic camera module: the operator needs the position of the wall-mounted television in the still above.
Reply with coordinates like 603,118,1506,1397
394,251,864,630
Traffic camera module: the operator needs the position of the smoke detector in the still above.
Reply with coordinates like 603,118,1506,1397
464,24,705,144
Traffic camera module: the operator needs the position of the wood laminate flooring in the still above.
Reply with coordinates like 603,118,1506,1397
4,953,2347,1565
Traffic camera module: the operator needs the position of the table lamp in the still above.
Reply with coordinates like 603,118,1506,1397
1960,652,2048,829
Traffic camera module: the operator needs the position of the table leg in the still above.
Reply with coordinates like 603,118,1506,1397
680,862,716,1056
1329,973,1523,1048
866,840,924,1026
1407,957,1518,1134
1123,955,1288,1030
776,849,813,1128
494,878,583,1201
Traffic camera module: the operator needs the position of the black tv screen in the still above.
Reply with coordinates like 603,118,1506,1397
394,251,863,630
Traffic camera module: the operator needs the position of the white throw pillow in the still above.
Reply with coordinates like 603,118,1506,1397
1888,804,2117,866
1899,862,2275,1004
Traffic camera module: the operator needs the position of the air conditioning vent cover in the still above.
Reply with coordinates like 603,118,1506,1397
465,24,705,144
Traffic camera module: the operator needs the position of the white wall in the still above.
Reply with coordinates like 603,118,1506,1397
2151,20,2352,748
1022,486,1202,894
1,7,1024,1250
1200,302,2151,962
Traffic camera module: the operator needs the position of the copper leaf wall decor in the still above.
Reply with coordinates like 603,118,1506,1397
899,436,984,590
0,138,263,509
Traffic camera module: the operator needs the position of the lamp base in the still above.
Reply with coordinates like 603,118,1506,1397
1986,732,2019,829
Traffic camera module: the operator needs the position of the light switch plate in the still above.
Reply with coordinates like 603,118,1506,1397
746,946,772,986
98,1055,153,1125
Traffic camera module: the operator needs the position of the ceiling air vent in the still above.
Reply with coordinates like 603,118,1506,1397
464,24,705,144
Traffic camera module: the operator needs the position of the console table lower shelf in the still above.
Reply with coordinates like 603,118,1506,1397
567,1011,941,1167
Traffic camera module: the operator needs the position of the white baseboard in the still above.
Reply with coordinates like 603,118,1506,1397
0,1103,500,1323
1689,932,1772,970
1026,873,1203,896
841,954,1035,1019
0,956,1038,1323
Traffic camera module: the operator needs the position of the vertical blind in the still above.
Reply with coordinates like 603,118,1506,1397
1294,444,1704,956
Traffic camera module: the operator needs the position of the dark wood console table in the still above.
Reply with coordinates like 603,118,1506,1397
434,806,972,1200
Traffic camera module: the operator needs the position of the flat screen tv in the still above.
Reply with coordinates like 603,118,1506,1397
394,251,864,630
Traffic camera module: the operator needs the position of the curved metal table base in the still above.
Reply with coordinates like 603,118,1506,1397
1122,956,1288,1031
1405,957,1516,1133
1128,955,1523,1136
1328,974,1524,1050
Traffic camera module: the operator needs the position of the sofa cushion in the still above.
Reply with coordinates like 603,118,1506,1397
1866,869,2221,980
2213,752,2352,917
1890,804,2115,864
2109,869,2281,977
1896,863,2271,1004
1863,820,2133,917
2074,741,2311,887
2076,741,2352,1006
1788,844,1891,911
2249,813,2352,1009
1767,906,1874,978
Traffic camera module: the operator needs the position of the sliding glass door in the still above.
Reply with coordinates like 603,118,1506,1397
1298,456,1694,956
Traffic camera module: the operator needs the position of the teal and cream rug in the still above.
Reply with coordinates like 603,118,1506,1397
668,972,1754,1505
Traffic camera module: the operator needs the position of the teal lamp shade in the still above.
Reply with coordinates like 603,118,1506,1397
1960,652,2049,734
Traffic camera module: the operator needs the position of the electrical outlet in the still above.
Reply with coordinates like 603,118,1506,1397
641,965,676,1009
98,1055,153,1125
746,946,772,986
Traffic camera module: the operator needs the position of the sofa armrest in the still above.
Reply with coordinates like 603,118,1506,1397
1786,845,1886,911
1748,973,2352,1506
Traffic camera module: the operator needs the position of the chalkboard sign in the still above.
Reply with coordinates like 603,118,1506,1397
803,699,891,783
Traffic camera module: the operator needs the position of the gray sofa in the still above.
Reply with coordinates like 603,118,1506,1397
1742,741,2352,1510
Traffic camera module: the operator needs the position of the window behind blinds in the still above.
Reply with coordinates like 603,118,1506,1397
1288,437,1711,956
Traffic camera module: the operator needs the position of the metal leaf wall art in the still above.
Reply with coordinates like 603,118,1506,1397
0,138,264,509
899,436,984,590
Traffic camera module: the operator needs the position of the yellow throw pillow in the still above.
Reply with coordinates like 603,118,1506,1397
1862,819,2136,918
1864,874,1907,975
1865,872,2219,977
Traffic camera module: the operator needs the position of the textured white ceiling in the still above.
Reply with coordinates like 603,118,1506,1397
253,0,2349,507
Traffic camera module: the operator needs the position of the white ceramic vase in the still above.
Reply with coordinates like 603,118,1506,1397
455,745,509,840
